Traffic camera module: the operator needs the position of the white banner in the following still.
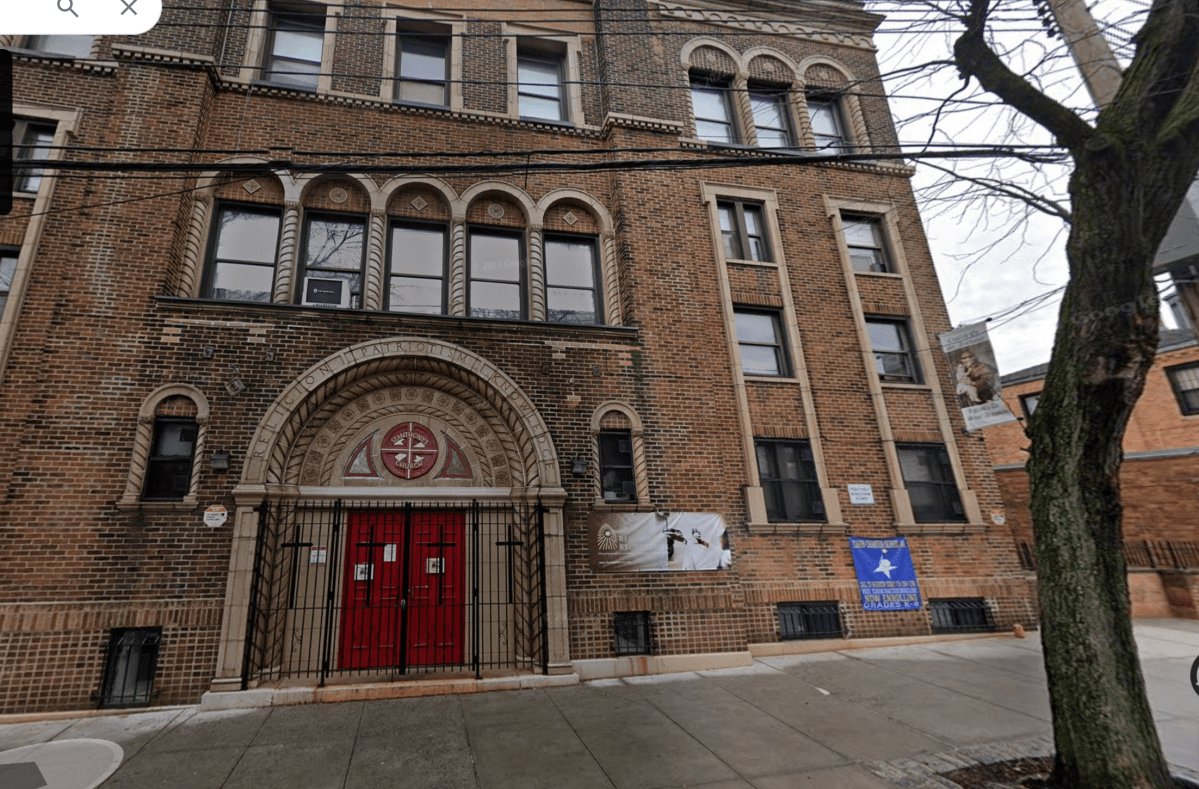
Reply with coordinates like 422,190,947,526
939,322,1017,430
590,512,730,572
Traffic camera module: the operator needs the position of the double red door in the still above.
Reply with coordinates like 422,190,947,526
338,510,465,670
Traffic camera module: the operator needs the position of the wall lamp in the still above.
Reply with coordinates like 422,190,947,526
211,451,231,472
570,458,587,476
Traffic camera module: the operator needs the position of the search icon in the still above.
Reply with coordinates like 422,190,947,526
57,0,79,17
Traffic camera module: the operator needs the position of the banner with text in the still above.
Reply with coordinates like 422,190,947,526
849,536,922,611
938,322,1017,431
589,512,730,572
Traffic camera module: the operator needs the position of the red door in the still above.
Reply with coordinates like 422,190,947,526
339,510,465,670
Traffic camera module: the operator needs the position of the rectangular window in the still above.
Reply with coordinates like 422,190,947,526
545,235,600,324
206,204,281,302
299,213,365,309
897,444,965,523
735,309,788,377
777,602,842,640
749,87,793,148
807,94,847,151
613,611,651,655
599,429,636,503
755,439,825,523
929,599,995,634
469,230,523,320
518,54,565,121
14,122,55,194
866,318,920,383
0,249,17,320
396,33,448,106
690,75,736,144
264,7,325,90
142,418,198,501
388,223,446,314
99,628,161,708
842,216,891,273
1020,392,1041,419
1166,362,1199,415
24,35,94,58
717,200,770,262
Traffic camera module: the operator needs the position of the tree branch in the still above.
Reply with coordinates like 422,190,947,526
920,159,1074,222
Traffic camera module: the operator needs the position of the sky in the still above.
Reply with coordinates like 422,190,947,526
869,0,1177,376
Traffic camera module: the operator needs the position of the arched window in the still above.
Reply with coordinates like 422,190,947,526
118,385,210,508
590,403,649,507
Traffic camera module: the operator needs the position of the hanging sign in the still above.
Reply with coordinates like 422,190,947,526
938,322,1017,431
203,505,228,528
849,536,922,611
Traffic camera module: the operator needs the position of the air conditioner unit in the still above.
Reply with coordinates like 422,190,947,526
302,277,350,308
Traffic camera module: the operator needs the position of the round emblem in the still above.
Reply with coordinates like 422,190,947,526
381,422,439,480
328,187,348,204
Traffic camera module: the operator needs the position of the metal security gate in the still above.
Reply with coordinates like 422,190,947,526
242,500,547,688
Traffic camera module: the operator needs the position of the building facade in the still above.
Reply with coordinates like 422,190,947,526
1,0,1035,713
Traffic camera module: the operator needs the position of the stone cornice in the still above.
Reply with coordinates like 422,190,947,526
651,0,877,51
110,44,216,67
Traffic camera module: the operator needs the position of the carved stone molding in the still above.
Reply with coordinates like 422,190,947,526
653,1,875,51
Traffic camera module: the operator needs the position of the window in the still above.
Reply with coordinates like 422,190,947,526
717,200,770,262
1166,362,1199,415
807,94,847,151
387,223,446,314
755,439,825,523
1020,392,1041,419
735,310,788,377
468,230,523,319
396,33,448,106
613,611,651,655
545,235,600,324
866,318,920,383
13,121,56,194
142,418,198,501
99,628,162,708
0,249,17,320
263,7,325,90
748,87,793,148
599,429,635,503
298,213,365,309
778,602,842,640
842,216,891,273
205,204,281,302
690,74,736,144
517,53,565,121
23,35,94,58
897,444,965,523
929,599,995,634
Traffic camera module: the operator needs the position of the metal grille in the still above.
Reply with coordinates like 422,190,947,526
777,602,842,640
243,500,548,687
1018,542,1036,571
1123,540,1199,570
613,611,652,656
929,598,995,634
99,628,161,708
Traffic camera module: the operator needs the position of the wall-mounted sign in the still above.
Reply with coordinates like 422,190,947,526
383,544,397,562
590,512,730,572
203,505,228,528
381,422,439,480
310,547,327,565
847,484,875,505
849,536,922,611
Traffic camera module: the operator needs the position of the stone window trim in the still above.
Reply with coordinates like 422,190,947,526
865,316,922,385
503,24,586,127
200,200,285,304
733,307,792,378
118,384,211,510
238,0,338,94
295,209,369,310
895,443,968,524
1165,362,1199,416
589,403,650,510
795,57,871,154
386,218,450,315
380,9,466,110
829,201,908,280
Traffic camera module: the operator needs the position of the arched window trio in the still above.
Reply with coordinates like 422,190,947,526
180,170,624,328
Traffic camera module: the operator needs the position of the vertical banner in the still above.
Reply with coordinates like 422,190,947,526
938,322,1016,430
590,512,730,572
849,536,922,611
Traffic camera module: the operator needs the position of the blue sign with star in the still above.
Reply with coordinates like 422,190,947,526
849,536,922,611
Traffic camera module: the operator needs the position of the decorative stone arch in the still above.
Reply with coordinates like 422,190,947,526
458,181,538,316
286,173,383,306
535,189,624,326
742,47,801,83
457,180,536,222
680,37,743,77
118,383,211,508
178,160,292,298
681,38,747,144
379,176,459,212
796,56,871,152
379,177,460,312
589,401,650,507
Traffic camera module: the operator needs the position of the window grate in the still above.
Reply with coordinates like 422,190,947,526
613,611,652,655
99,627,161,708
929,598,995,634
777,602,842,640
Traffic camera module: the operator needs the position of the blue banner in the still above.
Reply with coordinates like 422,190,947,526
849,536,922,611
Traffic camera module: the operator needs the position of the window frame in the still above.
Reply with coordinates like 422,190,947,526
598,428,637,503
747,84,795,149
142,417,199,502
466,227,527,321
386,219,449,315
12,120,57,194
806,92,849,152
865,317,921,384
295,209,368,310
896,443,966,524
201,201,284,304
754,439,826,523
717,199,772,263
841,214,893,274
20,35,94,58
1166,362,1199,416
689,72,738,145
394,30,450,107
261,5,327,91
734,308,790,378
544,231,603,325
516,50,567,123
0,248,18,321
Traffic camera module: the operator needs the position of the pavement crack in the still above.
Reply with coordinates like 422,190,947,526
542,686,619,788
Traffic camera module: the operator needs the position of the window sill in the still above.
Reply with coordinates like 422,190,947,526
251,79,320,94
744,375,800,384
725,257,778,269
879,381,931,390
115,497,200,512
899,522,985,535
592,500,654,512
855,270,903,279
747,521,845,535
517,116,576,129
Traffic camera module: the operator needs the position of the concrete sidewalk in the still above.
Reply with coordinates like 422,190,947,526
2,619,1197,789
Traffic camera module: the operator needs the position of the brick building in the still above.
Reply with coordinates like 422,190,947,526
1,0,1036,713
987,327,1199,620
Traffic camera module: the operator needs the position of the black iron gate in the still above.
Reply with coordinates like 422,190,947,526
243,499,548,688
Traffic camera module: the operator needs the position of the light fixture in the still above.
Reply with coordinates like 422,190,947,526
570,458,587,475
211,452,230,472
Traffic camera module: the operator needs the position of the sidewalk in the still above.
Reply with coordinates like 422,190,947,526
2,619,1197,789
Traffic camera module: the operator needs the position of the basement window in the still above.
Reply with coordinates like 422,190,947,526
99,627,162,708
777,602,843,640
928,598,995,634
613,611,651,655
